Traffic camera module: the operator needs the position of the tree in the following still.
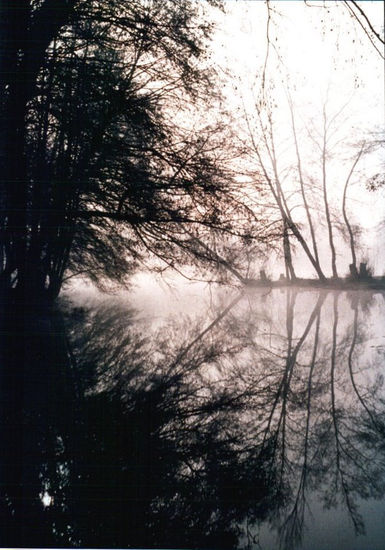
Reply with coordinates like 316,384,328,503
341,1,385,59
0,0,79,294
230,0,383,282
1,0,257,302
243,96,327,281
241,70,382,282
341,144,365,278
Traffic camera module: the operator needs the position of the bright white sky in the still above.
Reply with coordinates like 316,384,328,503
210,0,385,276
214,1,383,125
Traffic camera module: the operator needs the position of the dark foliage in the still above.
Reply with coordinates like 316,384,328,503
0,300,282,548
1,0,254,301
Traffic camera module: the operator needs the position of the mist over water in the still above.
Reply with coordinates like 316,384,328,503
2,277,384,549
1,1,383,548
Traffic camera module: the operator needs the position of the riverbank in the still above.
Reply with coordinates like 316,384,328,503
243,276,385,291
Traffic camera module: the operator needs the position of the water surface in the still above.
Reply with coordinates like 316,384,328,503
1,284,384,548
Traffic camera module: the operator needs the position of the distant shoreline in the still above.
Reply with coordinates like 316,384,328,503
243,277,385,291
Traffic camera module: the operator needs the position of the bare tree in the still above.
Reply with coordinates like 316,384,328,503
321,104,338,278
244,101,326,281
342,144,365,278
288,94,323,277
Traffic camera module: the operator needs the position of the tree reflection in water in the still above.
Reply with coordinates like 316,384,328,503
1,289,384,548
230,289,385,549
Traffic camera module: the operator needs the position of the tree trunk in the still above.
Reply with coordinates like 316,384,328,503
253,122,326,281
342,146,364,277
283,219,296,281
289,96,323,272
0,0,77,297
322,106,338,279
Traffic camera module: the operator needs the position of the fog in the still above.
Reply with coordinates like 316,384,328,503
1,2,384,548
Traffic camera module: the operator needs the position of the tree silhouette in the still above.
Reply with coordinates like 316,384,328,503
1,0,257,302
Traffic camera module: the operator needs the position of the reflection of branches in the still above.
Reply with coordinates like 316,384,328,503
6,289,385,548
279,289,296,477
348,300,384,433
61,297,287,548
279,303,322,550
165,290,244,375
238,289,385,548
330,292,365,534
260,289,326,517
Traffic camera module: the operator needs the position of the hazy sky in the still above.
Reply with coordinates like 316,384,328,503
214,1,383,126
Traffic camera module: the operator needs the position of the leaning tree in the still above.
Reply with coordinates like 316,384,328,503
0,0,258,302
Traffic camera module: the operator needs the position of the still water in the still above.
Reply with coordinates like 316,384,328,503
1,282,385,548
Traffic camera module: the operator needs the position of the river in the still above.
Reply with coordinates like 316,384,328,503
1,280,385,548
